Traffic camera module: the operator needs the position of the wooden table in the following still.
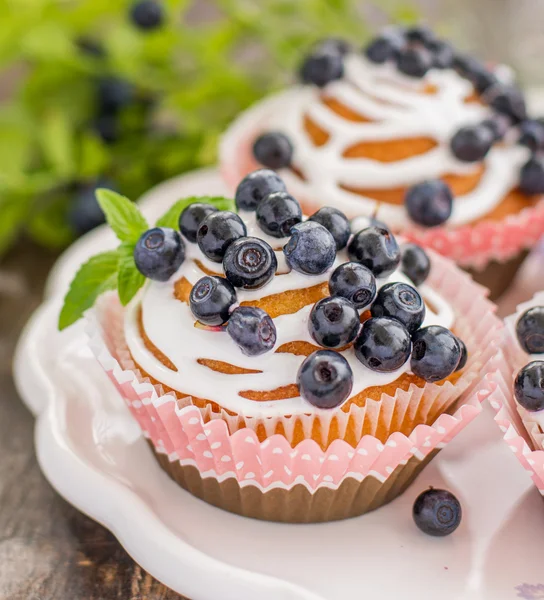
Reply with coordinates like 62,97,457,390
0,244,186,600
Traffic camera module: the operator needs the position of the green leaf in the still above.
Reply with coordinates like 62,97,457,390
58,250,120,330
41,110,75,177
79,132,109,178
96,189,149,244
117,243,145,306
156,196,236,229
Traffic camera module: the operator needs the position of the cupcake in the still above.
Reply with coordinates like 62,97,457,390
65,172,500,522
220,27,544,299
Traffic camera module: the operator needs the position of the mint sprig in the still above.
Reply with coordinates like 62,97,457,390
58,191,236,330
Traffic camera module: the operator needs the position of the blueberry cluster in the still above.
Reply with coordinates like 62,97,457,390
514,306,544,413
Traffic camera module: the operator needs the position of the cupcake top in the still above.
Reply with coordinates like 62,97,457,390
229,26,544,230
60,170,467,420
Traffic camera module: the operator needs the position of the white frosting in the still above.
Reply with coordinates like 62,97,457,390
246,54,530,227
124,213,454,418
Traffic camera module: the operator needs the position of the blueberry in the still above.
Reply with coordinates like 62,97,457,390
179,203,218,243
413,489,462,537
364,31,404,64
519,120,544,152
235,169,287,212
223,237,277,290
69,179,115,235
297,350,353,409
397,46,434,78
354,317,411,373
309,297,360,349
427,40,454,70
92,114,119,144
400,243,431,286
130,0,164,30
196,211,247,263
256,191,302,238
347,226,400,278
134,227,185,281
455,338,468,371
405,180,453,227
329,262,377,309
309,207,351,250
516,306,544,354
283,221,336,275
411,326,462,383
252,132,293,169
371,282,426,334
227,307,277,356
405,25,436,45
488,85,527,124
453,54,495,94
450,124,494,162
97,76,133,114
481,114,511,142
519,157,544,195
514,361,544,412
189,276,237,326
300,47,344,88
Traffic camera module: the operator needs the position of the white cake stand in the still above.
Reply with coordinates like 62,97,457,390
13,168,544,600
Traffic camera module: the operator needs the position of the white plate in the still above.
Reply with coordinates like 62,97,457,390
14,168,544,600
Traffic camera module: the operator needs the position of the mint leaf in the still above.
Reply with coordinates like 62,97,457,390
58,250,120,330
96,189,149,244
156,196,236,230
117,243,145,306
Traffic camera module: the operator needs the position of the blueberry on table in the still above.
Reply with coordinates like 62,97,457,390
256,191,302,238
189,276,237,326
488,85,527,124
297,350,353,409
300,47,345,88
309,207,351,250
329,262,377,309
516,306,544,354
252,132,293,170
196,211,247,263
364,31,404,64
455,338,468,371
130,0,164,30
309,297,360,349
354,317,411,372
404,180,453,227
519,120,544,152
179,203,218,243
413,489,462,537
283,221,336,275
411,326,462,382
227,307,276,356
347,226,400,278
396,46,434,78
519,157,544,196
134,227,185,282
450,124,494,163
223,237,277,290
514,361,544,412
371,282,426,334
235,169,287,212
400,243,431,286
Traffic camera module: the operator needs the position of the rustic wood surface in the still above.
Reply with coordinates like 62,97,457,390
0,243,187,600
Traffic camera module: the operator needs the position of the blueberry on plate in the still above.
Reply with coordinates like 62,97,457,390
283,221,337,275
347,226,400,278
488,84,527,124
411,326,462,382
329,262,377,309
197,211,247,263
516,306,544,354
130,0,164,30
309,296,360,349
354,317,411,372
300,46,344,88
404,180,453,227
134,227,185,281
235,169,287,212
371,282,426,334
519,157,544,196
252,132,293,169
400,243,431,286
455,338,468,371
364,30,404,64
223,237,277,290
256,191,302,238
518,120,544,152
179,203,218,243
396,46,434,78
413,489,462,537
514,361,544,412
227,306,277,356
450,124,494,163
297,350,353,409
189,276,237,326
309,207,351,250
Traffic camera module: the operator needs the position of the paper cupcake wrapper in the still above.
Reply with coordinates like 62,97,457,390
220,91,544,271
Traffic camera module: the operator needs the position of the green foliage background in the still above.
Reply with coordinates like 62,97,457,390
0,0,418,256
